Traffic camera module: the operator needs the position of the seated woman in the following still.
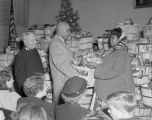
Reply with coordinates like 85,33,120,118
94,27,135,101
0,69,20,111
11,103,49,120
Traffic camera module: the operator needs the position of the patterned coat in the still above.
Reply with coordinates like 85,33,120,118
94,47,134,100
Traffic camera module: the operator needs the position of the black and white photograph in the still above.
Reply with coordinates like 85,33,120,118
0,0,152,120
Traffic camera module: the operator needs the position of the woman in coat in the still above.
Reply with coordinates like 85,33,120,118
94,27,134,100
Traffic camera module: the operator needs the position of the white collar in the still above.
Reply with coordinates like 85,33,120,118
25,47,30,50
56,35,65,42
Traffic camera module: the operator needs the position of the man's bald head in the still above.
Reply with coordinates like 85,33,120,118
56,22,70,40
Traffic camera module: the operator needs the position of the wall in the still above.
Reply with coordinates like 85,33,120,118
29,0,59,26
101,0,152,34
29,0,152,37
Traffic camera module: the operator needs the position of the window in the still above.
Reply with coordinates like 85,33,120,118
133,0,152,8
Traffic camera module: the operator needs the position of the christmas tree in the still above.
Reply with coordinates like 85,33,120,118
56,0,81,33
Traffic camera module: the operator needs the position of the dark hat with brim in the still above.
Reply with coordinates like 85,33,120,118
62,76,87,98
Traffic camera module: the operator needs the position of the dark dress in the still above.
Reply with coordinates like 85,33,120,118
14,48,44,96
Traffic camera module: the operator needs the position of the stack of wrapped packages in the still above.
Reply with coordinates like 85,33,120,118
0,46,18,71
144,17,152,43
68,31,102,86
119,18,152,118
0,53,14,71
37,49,48,72
96,18,152,118
68,31,102,109
28,24,52,72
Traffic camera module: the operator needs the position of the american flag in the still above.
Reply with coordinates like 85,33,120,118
8,0,17,47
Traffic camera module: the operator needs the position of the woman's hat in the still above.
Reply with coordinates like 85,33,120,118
62,76,87,98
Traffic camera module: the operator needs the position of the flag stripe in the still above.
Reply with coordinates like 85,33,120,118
9,0,17,45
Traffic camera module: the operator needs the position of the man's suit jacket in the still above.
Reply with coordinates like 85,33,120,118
49,35,79,104
55,102,90,120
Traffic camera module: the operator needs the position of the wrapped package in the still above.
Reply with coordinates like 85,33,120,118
144,25,152,43
66,38,79,53
143,17,152,42
0,54,14,66
137,43,152,53
79,37,93,50
30,29,44,35
134,107,152,116
134,75,150,85
126,42,138,54
141,53,152,65
141,85,152,107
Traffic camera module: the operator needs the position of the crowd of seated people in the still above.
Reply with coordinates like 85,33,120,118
0,72,139,120
0,68,137,120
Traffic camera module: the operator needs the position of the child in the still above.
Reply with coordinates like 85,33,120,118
0,69,20,111
82,91,138,120
17,73,54,120
55,76,90,120
106,91,137,120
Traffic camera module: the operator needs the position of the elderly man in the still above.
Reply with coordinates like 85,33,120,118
49,22,80,105
14,32,44,96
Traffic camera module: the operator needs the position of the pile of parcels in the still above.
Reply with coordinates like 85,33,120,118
96,17,152,119
121,18,152,119
0,53,14,71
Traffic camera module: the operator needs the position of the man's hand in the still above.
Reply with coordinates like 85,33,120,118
73,56,83,66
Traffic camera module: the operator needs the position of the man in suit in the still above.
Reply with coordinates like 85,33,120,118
49,22,80,105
